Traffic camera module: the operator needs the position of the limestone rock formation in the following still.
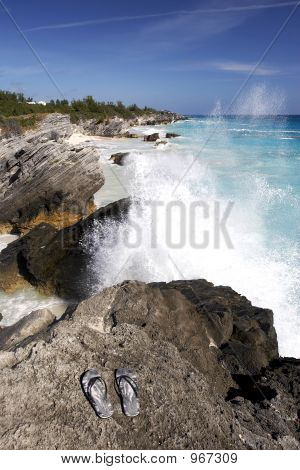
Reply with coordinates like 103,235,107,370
0,198,131,298
0,280,298,450
0,137,104,232
78,111,183,137
26,113,73,143
0,110,183,233
0,308,55,351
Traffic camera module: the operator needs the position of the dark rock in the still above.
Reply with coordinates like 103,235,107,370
0,280,297,450
0,198,131,300
0,308,55,351
151,279,278,374
166,132,180,138
144,133,160,142
123,131,140,138
109,152,130,166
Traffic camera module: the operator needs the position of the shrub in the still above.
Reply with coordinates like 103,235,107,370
0,89,158,128
0,117,23,139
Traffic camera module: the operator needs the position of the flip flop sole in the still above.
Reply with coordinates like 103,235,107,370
81,369,113,419
115,368,140,417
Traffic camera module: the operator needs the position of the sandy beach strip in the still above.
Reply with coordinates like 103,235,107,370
67,132,129,145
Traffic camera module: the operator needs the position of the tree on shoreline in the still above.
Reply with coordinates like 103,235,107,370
0,89,156,122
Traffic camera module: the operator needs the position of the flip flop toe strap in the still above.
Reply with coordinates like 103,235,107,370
117,375,139,397
88,375,108,399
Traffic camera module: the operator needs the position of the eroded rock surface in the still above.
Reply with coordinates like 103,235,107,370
0,199,130,298
0,111,183,232
78,112,183,137
0,137,103,232
26,113,73,143
0,308,55,351
0,280,298,450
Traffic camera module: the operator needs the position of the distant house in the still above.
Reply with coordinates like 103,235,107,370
26,101,47,106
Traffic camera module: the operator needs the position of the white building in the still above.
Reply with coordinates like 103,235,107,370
26,101,47,106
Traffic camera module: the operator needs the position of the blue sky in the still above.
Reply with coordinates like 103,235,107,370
0,0,300,113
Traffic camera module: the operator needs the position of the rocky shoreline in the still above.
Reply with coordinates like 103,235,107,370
0,280,299,449
0,111,181,234
0,112,299,450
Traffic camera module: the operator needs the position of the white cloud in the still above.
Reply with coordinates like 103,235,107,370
165,60,280,76
210,61,280,75
25,2,299,32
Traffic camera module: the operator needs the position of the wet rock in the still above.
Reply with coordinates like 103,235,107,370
144,133,160,142
0,308,55,351
166,132,180,138
0,280,297,450
123,131,140,138
109,152,130,166
0,198,131,299
155,140,168,146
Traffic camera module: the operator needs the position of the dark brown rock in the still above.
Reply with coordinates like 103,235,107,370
144,133,160,142
109,152,130,166
0,198,131,300
152,279,278,374
166,132,180,138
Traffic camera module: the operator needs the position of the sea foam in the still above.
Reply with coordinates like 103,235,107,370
89,87,300,358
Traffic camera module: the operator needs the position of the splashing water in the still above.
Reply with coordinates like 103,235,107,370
233,84,286,116
88,86,300,358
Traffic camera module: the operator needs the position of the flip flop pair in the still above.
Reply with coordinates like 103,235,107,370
81,368,139,418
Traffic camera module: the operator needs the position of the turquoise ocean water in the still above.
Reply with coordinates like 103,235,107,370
3,113,298,358
169,115,300,246
92,114,300,357
163,115,300,356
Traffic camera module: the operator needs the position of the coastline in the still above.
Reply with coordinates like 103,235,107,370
0,113,299,450
0,115,175,326
67,132,129,145
69,122,176,208
1,114,299,356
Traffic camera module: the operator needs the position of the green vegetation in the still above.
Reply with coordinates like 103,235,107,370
0,90,157,138
0,117,23,139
